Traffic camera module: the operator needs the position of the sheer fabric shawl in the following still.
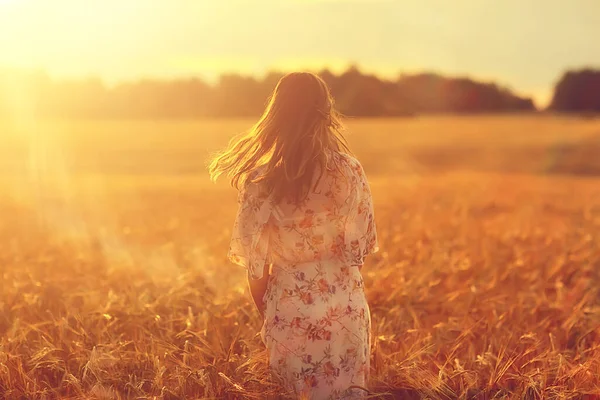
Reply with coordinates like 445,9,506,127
228,152,378,279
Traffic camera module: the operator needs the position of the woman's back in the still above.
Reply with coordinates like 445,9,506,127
228,151,377,399
269,151,376,267
230,152,377,275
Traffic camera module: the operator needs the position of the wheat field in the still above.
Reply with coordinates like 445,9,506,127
1,116,600,399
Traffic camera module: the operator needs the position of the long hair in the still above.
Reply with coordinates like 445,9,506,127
209,72,351,204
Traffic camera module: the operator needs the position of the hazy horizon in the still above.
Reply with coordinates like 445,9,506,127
1,0,599,108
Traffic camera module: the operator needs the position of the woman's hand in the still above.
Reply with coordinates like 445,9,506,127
247,264,270,318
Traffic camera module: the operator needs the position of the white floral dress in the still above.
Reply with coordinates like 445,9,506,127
229,152,378,399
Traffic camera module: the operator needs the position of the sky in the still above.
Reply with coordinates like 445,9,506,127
0,0,599,107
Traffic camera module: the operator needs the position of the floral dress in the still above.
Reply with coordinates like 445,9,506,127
229,152,378,399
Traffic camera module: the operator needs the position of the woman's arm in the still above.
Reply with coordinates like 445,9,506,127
247,264,270,318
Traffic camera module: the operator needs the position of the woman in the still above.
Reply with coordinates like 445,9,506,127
209,72,378,399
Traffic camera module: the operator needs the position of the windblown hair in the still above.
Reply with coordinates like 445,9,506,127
209,72,351,204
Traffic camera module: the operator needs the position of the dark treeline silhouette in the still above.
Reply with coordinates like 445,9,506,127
0,66,536,119
550,69,600,113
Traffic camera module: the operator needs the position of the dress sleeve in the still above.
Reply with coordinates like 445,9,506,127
228,183,273,280
345,159,379,266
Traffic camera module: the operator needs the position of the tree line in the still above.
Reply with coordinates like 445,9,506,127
0,66,597,118
550,69,600,113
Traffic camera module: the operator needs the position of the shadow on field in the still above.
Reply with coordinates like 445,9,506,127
546,134,600,176
369,133,600,177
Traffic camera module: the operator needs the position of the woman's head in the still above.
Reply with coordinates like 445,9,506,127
209,72,349,203
266,72,334,130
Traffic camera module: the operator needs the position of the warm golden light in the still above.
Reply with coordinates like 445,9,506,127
1,1,600,398
0,0,597,108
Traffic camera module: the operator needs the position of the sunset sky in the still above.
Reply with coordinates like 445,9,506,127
1,0,599,107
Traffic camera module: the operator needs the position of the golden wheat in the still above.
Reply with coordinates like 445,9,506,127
0,116,599,399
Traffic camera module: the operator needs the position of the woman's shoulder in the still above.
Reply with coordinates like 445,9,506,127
241,168,270,198
331,151,365,175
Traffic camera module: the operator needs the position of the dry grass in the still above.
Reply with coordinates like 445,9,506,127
1,116,600,399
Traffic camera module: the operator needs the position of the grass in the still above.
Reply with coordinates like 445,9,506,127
0,116,600,399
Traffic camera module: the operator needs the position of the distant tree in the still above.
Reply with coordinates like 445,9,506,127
212,74,264,117
396,74,534,114
334,67,388,116
550,69,600,112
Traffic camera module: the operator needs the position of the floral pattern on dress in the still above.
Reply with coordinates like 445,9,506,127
228,152,378,399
